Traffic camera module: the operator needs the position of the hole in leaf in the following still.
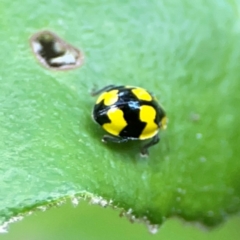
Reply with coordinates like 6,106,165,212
30,30,84,70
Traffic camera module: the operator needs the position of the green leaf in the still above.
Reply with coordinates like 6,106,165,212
1,0,240,231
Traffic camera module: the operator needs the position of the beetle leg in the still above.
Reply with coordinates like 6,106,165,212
140,134,160,157
91,85,116,96
102,135,129,143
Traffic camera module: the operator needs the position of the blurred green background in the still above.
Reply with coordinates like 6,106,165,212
1,201,240,240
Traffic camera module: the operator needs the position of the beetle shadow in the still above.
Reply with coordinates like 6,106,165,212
102,139,141,157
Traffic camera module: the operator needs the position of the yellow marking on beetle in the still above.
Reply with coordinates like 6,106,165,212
131,88,152,101
160,116,168,129
96,90,119,106
139,105,158,139
103,108,127,136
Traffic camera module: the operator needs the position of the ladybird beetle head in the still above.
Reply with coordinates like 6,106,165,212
160,116,168,130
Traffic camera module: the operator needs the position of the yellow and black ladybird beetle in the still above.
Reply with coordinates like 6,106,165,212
91,85,167,156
